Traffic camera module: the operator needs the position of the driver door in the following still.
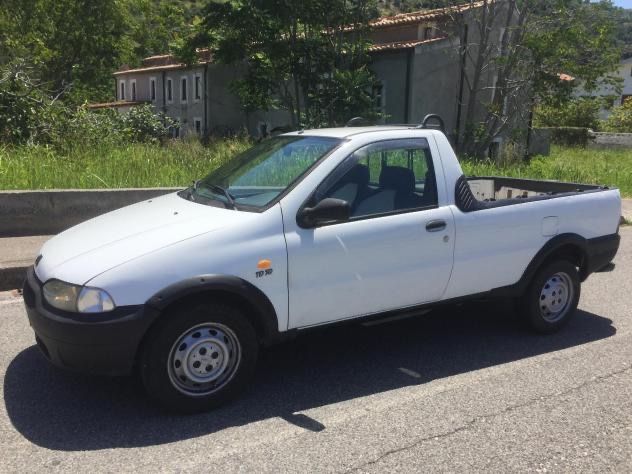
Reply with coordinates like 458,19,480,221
283,138,455,329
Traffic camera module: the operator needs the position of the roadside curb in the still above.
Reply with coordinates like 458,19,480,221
0,266,27,292
0,187,178,237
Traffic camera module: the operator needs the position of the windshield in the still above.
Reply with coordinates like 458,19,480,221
182,136,341,210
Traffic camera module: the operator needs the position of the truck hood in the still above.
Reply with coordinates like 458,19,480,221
35,192,256,284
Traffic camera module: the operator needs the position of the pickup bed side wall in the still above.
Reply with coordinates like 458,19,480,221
430,132,621,301
442,189,621,300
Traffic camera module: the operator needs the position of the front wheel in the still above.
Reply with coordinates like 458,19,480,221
519,260,581,334
140,302,258,413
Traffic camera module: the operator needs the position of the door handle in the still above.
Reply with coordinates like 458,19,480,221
426,220,447,232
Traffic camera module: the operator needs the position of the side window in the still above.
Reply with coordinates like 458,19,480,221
319,138,438,219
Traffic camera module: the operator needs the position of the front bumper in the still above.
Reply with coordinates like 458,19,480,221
23,267,157,376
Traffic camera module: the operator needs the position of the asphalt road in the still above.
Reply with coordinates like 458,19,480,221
1,228,632,473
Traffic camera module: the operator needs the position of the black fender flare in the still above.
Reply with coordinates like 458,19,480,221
145,275,283,346
516,233,589,293
491,233,590,299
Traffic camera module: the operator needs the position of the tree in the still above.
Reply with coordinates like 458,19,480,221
603,99,632,133
184,0,380,128
0,61,64,144
0,0,131,103
533,97,604,130
123,0,191,65
437,0,621,158
0,0,202,104
613,7,632,59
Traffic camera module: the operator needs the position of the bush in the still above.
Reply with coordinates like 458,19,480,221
45,105,176,152
53,107,123,150
602,99,632,133
121,105,176,143
1,63,175,149
534,98,602,130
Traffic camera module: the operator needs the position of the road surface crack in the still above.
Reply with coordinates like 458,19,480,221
343,364,632,473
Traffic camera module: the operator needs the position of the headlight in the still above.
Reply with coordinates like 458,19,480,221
43,280,115,313
42,280,80,312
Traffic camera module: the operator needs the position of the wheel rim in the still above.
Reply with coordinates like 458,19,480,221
539,271,574,323
167,323,241,396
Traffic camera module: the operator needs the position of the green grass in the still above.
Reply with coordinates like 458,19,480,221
461,146,632,197
1,141,631,197
0,139,251,190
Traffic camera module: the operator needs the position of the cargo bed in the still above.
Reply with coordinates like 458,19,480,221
456,176,611,212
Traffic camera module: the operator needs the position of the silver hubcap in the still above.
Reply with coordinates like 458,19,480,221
539,272,573,323
167,323,241,396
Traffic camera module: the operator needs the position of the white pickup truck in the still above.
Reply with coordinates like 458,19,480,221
24,118,621,412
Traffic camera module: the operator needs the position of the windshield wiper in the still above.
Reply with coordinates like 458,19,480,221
210,184,236,209
205,182,236,209
189,180,236,209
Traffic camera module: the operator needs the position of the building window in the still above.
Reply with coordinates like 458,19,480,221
166,78,173,103
181,76,188,103
372,83,385,120
130,79,137,101
119,81,126,101
150,77,156,102
194,74,202,101
423,27,433,40
193,117,202,136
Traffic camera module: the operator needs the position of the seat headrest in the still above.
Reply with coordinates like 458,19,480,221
379,166,415,192
341,163,370,187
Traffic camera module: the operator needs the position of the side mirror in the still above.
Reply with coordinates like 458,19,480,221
298,198,351,228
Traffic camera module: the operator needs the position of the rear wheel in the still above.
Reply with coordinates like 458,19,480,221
519,260,581,333
140,302,258,413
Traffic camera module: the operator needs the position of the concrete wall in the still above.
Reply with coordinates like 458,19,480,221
409,39,461,136
371,25,420,43
205,63,293,136
0,188,178,237
370,51,412,124
529,129,552,157
370,2,530,153
589,132,632,149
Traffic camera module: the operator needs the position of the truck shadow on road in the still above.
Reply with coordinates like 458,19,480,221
3,304,616,451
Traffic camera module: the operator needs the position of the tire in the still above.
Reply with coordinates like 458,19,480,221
519,260,581,334
139,301,258,413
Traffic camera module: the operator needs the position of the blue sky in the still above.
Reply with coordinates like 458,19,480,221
593,0,632,7
609,0,632,7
